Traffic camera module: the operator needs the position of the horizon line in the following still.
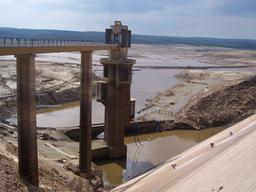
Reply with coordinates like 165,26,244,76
0,26,256,41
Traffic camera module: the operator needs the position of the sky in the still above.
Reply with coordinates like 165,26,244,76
0,0,255,39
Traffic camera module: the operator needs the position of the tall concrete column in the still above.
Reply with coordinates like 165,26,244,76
16,54,38,186
79,51,92,179
100,49,135,158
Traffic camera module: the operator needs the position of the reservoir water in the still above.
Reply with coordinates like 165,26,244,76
34,69,180,127
31,61,224,186
96,128,223,185
4,52,233,185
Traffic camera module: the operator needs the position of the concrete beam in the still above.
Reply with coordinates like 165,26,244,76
16,54,38,186
0,45,118,56
79,51,93,179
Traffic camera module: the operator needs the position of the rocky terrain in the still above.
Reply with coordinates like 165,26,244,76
137,69,256,130
175,76,256,129
0,57,101,121
1,44,256,122
1,44,256,190
0,124,112,192
136,70,254,124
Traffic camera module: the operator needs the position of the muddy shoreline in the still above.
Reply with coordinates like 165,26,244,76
136,70,256,131
0,84,97,121
1,44,256,123
0,124,110,191
1,44,256,190
134,64,256,70
175,76,256,129
0,59,100,121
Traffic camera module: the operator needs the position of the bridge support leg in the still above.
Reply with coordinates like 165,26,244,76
16,54,38,186
79,51,92,179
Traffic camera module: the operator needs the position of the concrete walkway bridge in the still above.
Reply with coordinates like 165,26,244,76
0,21,135,187
0,37,118,56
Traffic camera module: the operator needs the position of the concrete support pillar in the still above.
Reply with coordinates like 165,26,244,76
16,54,38,186
104,86,130,158
79,51,92,179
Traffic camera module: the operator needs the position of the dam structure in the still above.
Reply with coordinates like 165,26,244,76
0,21,135,186
97,21,136,158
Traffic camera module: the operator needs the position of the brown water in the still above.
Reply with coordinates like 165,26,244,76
95,128,224,185
7,99,104,127
3,54,231,186
9,69,181,127
39,69,181,126
36,100,104,127
6,68,182,126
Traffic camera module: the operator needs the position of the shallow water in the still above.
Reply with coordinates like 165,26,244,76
34,68,182,127
132,69,180,111
7,100,104,127
37,100,104,127
31,52,216,126
95,128,223,185
6,51,248,127
2,52,241,186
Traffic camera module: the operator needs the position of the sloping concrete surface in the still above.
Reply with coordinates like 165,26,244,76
113,115,256,192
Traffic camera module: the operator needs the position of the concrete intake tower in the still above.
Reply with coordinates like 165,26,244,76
97,21,136,158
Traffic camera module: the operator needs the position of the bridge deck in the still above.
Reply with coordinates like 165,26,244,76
0,37,118,56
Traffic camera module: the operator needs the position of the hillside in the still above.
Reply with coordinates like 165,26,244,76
1,27,256,49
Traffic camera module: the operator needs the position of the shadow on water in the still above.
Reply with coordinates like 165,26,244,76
94,128,224,186
94,157,155,185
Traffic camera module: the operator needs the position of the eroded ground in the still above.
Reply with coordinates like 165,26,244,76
135,67,256,131
1,44,256,191
1,44,256,121
0,124,109,192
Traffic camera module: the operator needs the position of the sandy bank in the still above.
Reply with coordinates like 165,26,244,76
0,59,99,121
136,70,254,129
175,76,256,129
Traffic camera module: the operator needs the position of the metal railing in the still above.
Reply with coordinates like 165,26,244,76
0,37,117,48
136,107,174,118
